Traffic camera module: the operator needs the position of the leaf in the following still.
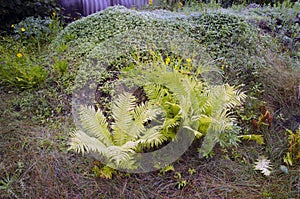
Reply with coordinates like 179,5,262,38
280,165,289,174
93,166,116,179
283,152,293,166
254,156,272,176
78,106,113,146
68,130,108,155
111,92,136,145
238,134,264,145
160,165,175,175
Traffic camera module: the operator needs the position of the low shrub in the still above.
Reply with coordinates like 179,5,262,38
12,16,61,51
0,0,57,33
248,3,300,55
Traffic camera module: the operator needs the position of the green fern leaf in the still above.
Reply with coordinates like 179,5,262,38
68,130,108,155
138,125,167,148
111,92,136,145
238,134,264,145
78,106,113,146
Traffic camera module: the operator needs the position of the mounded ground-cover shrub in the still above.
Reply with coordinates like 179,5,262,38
246,3,300,57
185,10,265,87
49,5,299,128
51,6,267,93
51,4,299,145
51,6,189,58
52,5,277,82
50,6,276,129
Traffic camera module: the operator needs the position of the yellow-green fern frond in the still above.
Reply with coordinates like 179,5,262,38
238,134,264,145
138,126,168,148
111,92,136,145
222,84,247,109
106,145,134,165
78,106,113,146
68,130,108,155
129,102,162,139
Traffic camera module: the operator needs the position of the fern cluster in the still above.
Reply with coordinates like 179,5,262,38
122,53,246,156
69,92,169,170
69,51,246,173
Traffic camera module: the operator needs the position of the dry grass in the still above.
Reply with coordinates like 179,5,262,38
0,84,299,199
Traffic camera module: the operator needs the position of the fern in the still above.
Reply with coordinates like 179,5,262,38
70,51,247,172
238,134,265,145
254,156,272,176
69,130,108,156
69,92,166,170
78,106,113,146
121,52,246,157
111,92,136,145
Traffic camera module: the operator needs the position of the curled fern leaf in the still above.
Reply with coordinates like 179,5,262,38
254,156,272,176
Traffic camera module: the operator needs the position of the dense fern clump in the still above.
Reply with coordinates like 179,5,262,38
69,92,168,171
69,48,246,173
121,52,246,156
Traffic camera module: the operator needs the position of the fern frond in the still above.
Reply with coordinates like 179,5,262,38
106,145,134,166
254,156,272,176
183,125,203,138
238,134,264,145
144,84,171,104
111,92,136,145
223,84,247,109
97,166,116,179
163,117,181,129
129,102,162,138
78,106,113,146
198,110,235,157
138,126,167,148
68,130,108,155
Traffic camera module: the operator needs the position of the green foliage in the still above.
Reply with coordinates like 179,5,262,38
122,52,246,156
174,171,187,189
238,134,265,145
52,58,68,76
160,165,175,175
0,15,63,90
0,0,57,33
12,16,61,51
187,12,255,59
92,165,116,179
52,6,186,58
283,128,300,166
201,0,298,8
69,92,168,170
0,38,47,89
7,89,67,123
248,3,300,54
0,161,26,198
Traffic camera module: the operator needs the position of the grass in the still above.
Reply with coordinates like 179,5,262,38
0,87,298,198
1,2,300,198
